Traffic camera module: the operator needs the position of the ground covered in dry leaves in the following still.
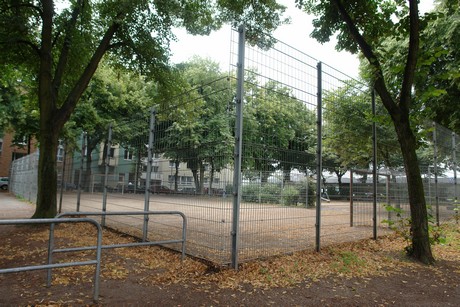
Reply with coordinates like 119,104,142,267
0,222,459,306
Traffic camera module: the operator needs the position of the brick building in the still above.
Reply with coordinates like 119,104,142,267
0,132,37,177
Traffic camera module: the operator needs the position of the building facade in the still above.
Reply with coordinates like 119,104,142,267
0,132,37,177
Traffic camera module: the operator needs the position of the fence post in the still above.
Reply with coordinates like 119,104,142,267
76,132,86,212
143,107,155,241
371,89,377,239
101,124,113,227
58,142,67,213
386,173,391,222
350,170,354,227
315,61,322,252
231,25,245,270
433,122,440,226
453,132,458,207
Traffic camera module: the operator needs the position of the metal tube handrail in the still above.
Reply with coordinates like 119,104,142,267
0,218,102,302
55,211,187,259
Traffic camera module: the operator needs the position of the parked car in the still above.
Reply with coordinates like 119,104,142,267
0,177,9,190
123,184,145,194
149,185,173,194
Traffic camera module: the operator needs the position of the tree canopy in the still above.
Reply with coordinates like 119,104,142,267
0,0,287,218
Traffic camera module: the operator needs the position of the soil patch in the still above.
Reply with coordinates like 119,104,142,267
0,222,459,306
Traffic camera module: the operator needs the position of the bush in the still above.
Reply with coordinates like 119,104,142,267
299,180,316,207
260,184,282,204
242,184,260,202
282,185,300,206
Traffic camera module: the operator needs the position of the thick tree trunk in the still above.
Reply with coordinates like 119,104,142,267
33,130,59,218
393,115,435,264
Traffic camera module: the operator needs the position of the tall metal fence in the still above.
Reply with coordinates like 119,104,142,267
9,28,459,268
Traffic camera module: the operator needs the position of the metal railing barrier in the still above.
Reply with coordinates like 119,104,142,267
0,218,102,302
54,211,187,259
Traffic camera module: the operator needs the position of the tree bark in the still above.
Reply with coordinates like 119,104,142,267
33,130,59,218
393,114,435,264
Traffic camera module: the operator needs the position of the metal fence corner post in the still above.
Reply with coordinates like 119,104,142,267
231,25,245,270
143,107,156,241
432,122,440,226
76,132,86,212
315,61,322,253
372,89,378,239
102,124,113,227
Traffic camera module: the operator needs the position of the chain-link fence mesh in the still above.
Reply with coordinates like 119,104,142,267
9,28,460,266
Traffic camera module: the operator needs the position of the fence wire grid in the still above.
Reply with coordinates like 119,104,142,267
9,28,460,267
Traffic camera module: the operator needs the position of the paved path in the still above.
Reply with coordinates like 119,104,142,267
0,191,35,219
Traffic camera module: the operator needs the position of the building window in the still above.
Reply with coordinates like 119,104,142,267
181,176,193,185
169,160,178,168
153,166,159,173
124,149,133,160
0,138,3,155
109,147,116,158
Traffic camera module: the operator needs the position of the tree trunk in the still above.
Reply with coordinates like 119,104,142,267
174,159,179,191
33,130,58,218
393,115,435,264
199,162,205,194
192,169,199,192
209,160,215,195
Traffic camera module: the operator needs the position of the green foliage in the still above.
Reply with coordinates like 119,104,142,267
281,185,300,206
382,204,447,254
323,80,403,171
242,181,316,207
331,251,366,274
260,184,282,204
416,0,460,134
157,57,234,193
298,180,316,207
0,0,288,217
242,184,261,203
242,77,317,178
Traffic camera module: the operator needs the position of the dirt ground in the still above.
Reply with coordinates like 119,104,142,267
1,220,459,306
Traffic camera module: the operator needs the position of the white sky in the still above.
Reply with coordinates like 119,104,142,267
170,0,435,79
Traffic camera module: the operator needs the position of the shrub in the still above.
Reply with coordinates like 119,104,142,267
298,180,316,207
260,184,282,204
282,185,300,206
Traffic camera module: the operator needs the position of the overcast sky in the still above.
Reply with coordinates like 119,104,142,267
170,1,435,79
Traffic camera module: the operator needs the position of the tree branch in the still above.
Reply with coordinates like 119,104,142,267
4,2,43,19
0,39,40,56
39,0,55,112
331,0,399,117
55,20,122,128
52,0,84,97
400,0,419,114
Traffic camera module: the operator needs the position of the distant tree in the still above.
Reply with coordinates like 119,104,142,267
69,64,155,190
159,57,234,194
323,80,401,172
243,79,316,183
